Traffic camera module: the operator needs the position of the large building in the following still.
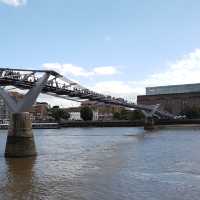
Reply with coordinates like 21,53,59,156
137,83,200,115
81,100,123,120
63,107,81,121
64,106,98,121
0,91,24,123
63,101,124,121
30,102,50,122
146,83,200,95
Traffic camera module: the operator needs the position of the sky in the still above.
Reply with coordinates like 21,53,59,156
1,0,200,106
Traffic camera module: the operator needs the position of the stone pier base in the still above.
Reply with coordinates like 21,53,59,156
144,117,155,131
5,112,37,157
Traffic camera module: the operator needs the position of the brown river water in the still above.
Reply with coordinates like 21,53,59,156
0,127,200,200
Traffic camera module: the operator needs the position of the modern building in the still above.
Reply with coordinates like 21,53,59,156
146,83,200,95
137,83,200,115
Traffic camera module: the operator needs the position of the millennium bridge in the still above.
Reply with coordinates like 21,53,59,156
0,68,175,158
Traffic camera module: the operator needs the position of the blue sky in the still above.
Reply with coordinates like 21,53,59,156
1,0,200,105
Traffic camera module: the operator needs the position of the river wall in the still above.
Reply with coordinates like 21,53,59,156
1,119,200,129
61,119,200,128
61,120,144,127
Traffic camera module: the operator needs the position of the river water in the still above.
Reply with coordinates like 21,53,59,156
1,126,200,200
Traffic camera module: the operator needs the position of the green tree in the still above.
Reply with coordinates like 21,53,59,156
80,106,93,121
62,110,70,120
49,106,70,122
113,109,145,120
120,108,129,120
129,110,145,121
113,112,121,120
113,108,129,120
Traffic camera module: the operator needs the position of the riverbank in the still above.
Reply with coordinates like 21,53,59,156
61,120,144,127
61,119,200,128
1,119,200,129
0,122,60,129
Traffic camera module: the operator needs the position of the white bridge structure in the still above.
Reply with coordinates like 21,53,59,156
0,67,175,158
0,68,174,119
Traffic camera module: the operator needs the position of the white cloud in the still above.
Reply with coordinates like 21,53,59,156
91,81,138,102
132,48,200,92
42,63,119,77
92,81,133,94
38,94,80,108
93,66,119,75
0,0,26,7
42,63,92,77
43,48,200,105
91,48,200,102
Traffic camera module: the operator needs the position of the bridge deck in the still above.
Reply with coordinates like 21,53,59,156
0,68,174,119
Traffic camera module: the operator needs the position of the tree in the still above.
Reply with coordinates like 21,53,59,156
62,110,70,120
112,108,129,120
113,109,145,120
129,110,145,121
120,108,129,120
113,112,121,120
49,106,70,122
80,106,93,121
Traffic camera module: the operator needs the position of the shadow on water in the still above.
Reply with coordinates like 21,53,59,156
124,128,161,139
2,157,36,200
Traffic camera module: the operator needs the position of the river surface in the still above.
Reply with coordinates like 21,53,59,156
1,126,200,200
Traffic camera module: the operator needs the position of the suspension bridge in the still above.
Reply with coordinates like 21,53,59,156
0,67,175,157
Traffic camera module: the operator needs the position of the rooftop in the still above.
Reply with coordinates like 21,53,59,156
146,83,200,95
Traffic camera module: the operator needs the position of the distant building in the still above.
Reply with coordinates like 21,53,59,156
64,107,81,121
146,83,200,95
137,83,200,115
0,91,24,124
30,102,49,122
10,91,24,101
64,106,99,121
0,97,9,124
81,100,123,120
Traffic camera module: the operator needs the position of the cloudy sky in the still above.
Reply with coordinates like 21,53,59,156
1,0,200,106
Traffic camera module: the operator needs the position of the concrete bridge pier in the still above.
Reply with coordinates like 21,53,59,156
144,117,155,131
0,72,50,158
5,112,37,157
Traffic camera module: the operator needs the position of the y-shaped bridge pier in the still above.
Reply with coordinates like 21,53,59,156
0,68,174,157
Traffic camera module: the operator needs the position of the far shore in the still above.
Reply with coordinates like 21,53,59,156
0,119,200,129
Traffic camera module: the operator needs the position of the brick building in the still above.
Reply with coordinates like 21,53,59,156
30,102,49,122
137,83,200,115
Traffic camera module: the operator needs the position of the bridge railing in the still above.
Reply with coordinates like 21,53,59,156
0,68,175,119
